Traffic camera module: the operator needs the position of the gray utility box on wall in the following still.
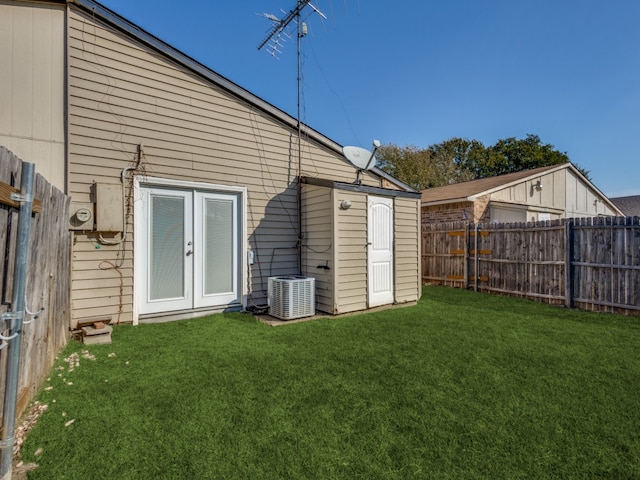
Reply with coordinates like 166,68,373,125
94,183,124,232
268,276,315,320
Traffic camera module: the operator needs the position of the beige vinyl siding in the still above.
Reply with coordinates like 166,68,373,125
334,192,368,313
301,184,334,313
564,169,618,217
71,233,133,325
394,197,421,303
0,1,65,190
491,170,567,211
489,168,618,218
67,8,383,323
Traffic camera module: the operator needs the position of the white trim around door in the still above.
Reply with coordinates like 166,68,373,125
133,176,247,324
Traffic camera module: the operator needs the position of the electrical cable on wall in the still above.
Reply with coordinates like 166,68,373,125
94,144,147,323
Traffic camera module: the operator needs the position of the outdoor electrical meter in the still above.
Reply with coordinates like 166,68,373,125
69,202,95,230
75,208,92,223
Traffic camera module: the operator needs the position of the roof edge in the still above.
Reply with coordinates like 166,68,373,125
67,0,343,154
67,0,416,192
302,177,421,199
564,163,624,215
371,167,418,193
466,164,567,200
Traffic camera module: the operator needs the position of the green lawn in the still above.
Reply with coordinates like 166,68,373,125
22,286,640,479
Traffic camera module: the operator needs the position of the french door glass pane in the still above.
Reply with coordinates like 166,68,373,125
150,195,184,300
204,198,233,295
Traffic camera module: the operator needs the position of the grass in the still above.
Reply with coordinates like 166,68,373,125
21,286,640,479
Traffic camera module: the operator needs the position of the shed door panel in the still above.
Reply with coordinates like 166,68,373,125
368,196,394,307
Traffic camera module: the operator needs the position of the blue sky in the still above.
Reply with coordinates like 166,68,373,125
98,0,640,197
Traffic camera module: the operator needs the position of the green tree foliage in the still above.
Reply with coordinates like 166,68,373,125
427,138,484,184
375,144,433,191
481,134,569,177
376,134,589,190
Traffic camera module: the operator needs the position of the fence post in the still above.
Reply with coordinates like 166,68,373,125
463,223,469,289
474,223,479,292
0,162,35,480
564,219,574,308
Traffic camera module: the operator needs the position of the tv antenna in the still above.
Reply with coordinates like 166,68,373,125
257,1,326,58
256,0,327,275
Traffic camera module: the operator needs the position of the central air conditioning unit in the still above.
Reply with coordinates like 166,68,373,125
268,276,315,320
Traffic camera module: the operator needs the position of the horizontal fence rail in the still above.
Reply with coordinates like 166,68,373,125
422,217,640,316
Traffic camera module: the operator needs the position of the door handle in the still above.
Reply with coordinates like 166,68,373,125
186,250,193,256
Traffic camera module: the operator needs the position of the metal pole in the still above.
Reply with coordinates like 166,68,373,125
564,219,574,308
296,5,303,275
0,162,35,480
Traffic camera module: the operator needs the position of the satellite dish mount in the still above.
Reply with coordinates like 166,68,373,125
343,140,381,184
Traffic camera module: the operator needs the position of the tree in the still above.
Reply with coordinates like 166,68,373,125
427,138,484,185
480,134,570,177
376,144,434,191
376,139,481,191
376,134,590,190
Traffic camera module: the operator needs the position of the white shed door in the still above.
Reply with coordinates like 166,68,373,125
368,196,394,307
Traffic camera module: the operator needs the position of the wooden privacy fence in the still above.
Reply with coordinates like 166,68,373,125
0,147,72,420
422,217,640,316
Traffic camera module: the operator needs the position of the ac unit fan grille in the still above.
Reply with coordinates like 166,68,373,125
268,276,315,320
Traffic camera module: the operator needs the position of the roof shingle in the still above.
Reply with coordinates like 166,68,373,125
421,164,561,204
610,195,640,216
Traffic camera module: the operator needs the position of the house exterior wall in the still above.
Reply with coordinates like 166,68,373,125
334,191,368,314
394,197,421,304
490,169,567,211
66,7,384,324
564,169,618,217
489,203,528,223
0,1,65,190
381,177,401,190
473,194,491,223
490,168,618,219
421,201,474,224
301,184,334,313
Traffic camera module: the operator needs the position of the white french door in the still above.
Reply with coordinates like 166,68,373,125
193,192,239,307
137,186,240,315
367,196,394,307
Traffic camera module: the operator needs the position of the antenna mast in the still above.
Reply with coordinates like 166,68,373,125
257,0,326,274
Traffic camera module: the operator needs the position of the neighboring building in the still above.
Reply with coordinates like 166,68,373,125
610,195,640,217
421,163,622,224
1,0,422,325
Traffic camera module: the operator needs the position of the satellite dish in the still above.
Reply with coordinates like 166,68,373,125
343,146,377,171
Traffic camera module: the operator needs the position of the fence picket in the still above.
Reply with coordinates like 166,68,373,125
422,217,640,316
0,147,71,420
